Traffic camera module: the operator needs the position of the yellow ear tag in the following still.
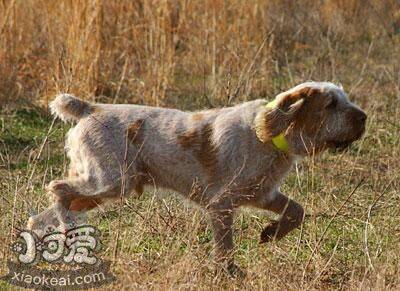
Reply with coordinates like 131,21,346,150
265,100,289,153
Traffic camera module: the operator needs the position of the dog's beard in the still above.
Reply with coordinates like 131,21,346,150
327,126,365,152
329,140,354,152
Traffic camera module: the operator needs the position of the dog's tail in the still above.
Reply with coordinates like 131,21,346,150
50,94,93,122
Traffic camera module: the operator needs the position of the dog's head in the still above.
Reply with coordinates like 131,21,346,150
255,82,367,155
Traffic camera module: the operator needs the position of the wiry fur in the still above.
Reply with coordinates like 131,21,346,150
28,81,366,275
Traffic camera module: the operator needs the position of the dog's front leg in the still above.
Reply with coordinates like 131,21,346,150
256,190,304,243
208,203,244,277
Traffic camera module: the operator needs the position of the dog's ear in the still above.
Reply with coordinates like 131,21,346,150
255,88,310,142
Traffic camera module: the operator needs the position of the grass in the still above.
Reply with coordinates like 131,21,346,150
1,0,400,289
1,87,399,290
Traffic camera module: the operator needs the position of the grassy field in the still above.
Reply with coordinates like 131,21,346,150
1,0,400,289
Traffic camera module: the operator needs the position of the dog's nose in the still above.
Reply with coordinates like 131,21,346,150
358,111,367,123
353,108,367,123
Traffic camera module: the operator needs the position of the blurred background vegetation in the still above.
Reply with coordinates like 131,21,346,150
1,0,399,109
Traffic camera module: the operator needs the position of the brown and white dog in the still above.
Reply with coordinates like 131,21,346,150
27,81,366,275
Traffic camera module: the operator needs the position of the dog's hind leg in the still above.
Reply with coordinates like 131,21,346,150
27,182,106,236
27,203,64,237
45,176,124,228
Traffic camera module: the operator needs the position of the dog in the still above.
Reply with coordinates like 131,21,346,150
27,81,366,275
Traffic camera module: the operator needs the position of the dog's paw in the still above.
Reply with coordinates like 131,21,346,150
227,263,246,278
260,220,280,244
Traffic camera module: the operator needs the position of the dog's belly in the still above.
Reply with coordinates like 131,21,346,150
139,142,215,202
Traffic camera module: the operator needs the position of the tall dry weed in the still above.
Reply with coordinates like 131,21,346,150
1,0,397,109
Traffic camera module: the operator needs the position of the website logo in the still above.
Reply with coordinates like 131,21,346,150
1,224,116,289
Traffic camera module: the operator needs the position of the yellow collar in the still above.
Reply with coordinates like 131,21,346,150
265,100,289,152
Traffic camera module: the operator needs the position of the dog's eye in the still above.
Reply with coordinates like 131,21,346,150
325,98,337,109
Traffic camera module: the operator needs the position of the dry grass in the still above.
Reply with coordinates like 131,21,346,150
1,0,400,289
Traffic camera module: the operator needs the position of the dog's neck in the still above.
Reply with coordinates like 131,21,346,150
285,129,325,156
255,122,320,157
254,100,325,157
